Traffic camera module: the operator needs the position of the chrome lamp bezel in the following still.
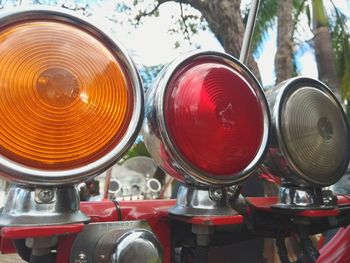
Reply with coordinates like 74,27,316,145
143,50,270,187
0,7,144,186
0,7,144,226
265,77,350,187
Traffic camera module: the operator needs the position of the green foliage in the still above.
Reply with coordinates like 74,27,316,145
121,140,151,163
292,0,309,31
251,0,349,97
312,0,329,27
243,0,277,57
245,0,305,59
328,4,350,99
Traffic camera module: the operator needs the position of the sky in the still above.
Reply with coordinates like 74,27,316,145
247,0,350,86
90,1,223,64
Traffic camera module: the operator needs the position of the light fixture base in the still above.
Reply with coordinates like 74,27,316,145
0,184,90,226
272,184,336,210
169,184,239,217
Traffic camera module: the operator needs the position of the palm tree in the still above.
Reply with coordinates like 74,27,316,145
274,0,293,83
252,0,348,100
312,0,340,97
329,2,350,101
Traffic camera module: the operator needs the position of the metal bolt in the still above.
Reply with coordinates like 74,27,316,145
322,190,336,206
226,185,241,201
38,189,55,203
210,188,223,201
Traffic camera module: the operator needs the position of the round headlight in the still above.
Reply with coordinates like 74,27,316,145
265,77,350,187
0,8,143,185
143,51,270,186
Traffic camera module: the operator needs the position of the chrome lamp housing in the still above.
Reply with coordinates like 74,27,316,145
0,7,143,226
264,77,350,209
143,50,270,216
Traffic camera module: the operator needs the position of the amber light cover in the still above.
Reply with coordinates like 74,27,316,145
0,20,134,170
164,59,264,175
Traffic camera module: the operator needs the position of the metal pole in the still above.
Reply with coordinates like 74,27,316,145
103,167,112,200
239,0,261,65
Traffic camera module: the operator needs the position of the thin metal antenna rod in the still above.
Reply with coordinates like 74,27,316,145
239,0,261,64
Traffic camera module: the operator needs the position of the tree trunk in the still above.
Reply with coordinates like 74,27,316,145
312,0,340,97
177,0,262,82
274,0,293,84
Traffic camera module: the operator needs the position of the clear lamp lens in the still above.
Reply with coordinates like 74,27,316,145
281,86,349,184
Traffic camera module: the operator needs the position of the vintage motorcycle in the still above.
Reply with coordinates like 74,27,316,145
0,2,350,263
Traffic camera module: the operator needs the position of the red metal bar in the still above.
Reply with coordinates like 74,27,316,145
1,224,84,239
247,197,340,217
318,226,350,263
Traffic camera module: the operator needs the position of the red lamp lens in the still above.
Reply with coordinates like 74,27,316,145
164,59,264,176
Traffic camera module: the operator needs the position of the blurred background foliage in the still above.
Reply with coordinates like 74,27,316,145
0,0,349,150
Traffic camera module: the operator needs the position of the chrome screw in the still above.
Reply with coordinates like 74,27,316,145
38,189,55,203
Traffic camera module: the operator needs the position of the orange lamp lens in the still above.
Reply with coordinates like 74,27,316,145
0,21,134,170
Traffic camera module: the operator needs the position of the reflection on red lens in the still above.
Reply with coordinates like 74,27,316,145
164,59,264,176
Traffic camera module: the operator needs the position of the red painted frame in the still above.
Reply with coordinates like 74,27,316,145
1,197,350,262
